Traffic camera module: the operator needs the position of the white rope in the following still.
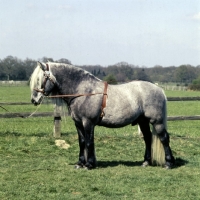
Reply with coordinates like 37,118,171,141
25,97,44,118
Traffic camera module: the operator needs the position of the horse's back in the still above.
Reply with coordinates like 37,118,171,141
99,81,166,127
107,81,165,108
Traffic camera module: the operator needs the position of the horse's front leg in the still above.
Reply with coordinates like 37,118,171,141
75,121,97,170
75,123,86,169
83,120,97,170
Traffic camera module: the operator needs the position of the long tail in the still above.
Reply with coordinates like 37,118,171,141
138,124,166,166
151,98,167,166
151,126,165,166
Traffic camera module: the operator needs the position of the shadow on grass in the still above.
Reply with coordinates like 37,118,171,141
174,157,188,167
97,157,188,169
97,160,143,168
61,132,78,136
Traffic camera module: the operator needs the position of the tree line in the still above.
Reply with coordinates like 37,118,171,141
1,56,200,88
0,56,71,81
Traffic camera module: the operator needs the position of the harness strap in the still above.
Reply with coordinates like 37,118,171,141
46,63,49,71
100,81,108,117
47,92,107,98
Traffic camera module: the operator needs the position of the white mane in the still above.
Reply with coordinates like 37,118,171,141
30,65,43,91
30,62,57,91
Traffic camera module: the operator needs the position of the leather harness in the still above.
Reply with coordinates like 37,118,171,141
100,81,108,117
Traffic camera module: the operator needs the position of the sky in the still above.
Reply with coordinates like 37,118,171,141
0,0,200,67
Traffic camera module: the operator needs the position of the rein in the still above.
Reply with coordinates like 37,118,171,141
47,92,106,98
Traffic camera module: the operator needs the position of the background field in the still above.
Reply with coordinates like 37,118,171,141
0,85,200,200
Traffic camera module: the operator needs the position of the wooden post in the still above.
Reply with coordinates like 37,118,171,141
53,101,62,138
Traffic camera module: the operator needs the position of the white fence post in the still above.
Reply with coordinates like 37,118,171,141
53,101,62,138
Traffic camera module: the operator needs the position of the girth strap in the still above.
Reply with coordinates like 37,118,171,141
100,81,108,117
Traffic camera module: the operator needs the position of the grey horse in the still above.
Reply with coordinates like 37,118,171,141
30,62,175,170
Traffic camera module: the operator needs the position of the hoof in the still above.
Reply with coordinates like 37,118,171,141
164,164,173,169
74,164,83,169
84,163,94,170
164,161,175,169
83,166,91,170
164,165,172,169
142,161,150,167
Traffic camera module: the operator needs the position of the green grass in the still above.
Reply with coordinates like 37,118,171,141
165,90,200,97
1,86,200,199
0,86,54,113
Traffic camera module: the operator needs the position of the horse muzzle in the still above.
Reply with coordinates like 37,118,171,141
31,95,43,106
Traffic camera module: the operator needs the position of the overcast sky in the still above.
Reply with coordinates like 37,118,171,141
0,0,200,67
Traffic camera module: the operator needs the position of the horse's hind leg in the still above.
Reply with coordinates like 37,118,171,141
154,124,175,169
138,119,152,167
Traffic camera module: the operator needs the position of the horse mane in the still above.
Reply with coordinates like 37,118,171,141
30,65,43,92
48,62,101,82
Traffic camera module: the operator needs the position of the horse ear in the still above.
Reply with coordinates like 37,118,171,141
37,61,46,71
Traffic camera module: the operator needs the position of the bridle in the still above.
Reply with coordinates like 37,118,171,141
34,63,56,95
33,63,108,117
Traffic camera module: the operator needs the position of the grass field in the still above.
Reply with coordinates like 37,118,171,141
0,86,200,199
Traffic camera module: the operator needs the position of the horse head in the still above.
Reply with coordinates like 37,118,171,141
30,62,56,105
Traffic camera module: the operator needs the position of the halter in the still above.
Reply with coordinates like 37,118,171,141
34,63,56,95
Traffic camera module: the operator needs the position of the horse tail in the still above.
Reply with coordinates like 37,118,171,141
138,124,166,166
151,126,165,166
151,95,167,166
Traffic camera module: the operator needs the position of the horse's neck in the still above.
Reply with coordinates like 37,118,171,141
52,67,98,95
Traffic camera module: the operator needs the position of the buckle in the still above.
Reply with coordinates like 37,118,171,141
44,71,50,77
